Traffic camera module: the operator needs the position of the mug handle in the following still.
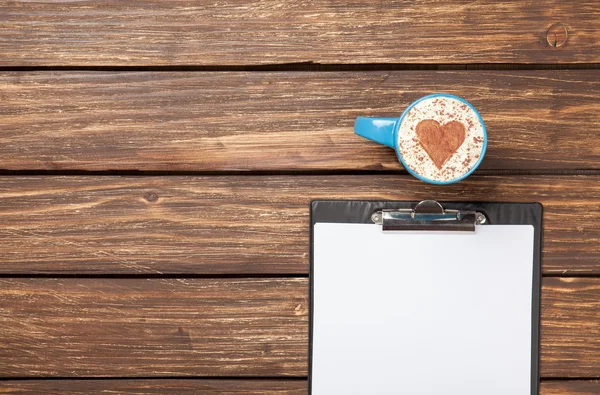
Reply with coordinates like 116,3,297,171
354,117,397,148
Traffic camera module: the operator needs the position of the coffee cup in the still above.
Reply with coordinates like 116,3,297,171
354,94,487,184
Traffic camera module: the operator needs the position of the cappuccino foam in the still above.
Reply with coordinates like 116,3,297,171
398,96,485,182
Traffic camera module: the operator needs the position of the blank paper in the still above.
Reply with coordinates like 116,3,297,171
312,223,535,395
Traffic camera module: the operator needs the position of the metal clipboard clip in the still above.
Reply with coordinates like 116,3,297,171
371,200,487,232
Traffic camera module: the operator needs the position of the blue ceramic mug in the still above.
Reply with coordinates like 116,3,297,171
354,94,487,184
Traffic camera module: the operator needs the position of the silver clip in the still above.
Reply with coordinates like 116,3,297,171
371,200,486,232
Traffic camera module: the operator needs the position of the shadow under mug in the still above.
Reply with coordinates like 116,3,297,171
354,93,487,185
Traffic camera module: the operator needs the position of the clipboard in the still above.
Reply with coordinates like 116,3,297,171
309,200,542,395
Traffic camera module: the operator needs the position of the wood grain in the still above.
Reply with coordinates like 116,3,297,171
540,380,600,395
0,278,599,377
0,279,308,377
0,380,307,394
1,1,599,66
2,71,600,171
0,175,598,275
1,379,598,394
542,278,600,378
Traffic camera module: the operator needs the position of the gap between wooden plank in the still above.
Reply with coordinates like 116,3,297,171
2,170,600,177
0,378,308,394
1,64,600,72
0,379,598,394
0,272,596,279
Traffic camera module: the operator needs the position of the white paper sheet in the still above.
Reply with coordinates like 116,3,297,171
312,223,534,395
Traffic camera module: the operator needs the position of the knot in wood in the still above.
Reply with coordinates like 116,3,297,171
144,192,158,202
546,23,568,48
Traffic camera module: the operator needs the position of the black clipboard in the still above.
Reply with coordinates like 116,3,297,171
309,200,542,395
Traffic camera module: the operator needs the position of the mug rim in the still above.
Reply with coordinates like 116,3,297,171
395,93,488,185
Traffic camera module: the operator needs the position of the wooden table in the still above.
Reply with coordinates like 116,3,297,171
1,2,599,393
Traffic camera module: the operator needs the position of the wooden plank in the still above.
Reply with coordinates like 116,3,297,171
542,278,600,378
541,380,600,395
1,380,598,394
0,175,598,275
0,278,599,377
1,1,599,66
0,279,308,377
2,71,600,171
0,380,308,394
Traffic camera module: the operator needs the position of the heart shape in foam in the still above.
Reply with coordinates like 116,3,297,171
415,119,466,169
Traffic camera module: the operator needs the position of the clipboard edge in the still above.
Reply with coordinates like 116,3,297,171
308,200,543,395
